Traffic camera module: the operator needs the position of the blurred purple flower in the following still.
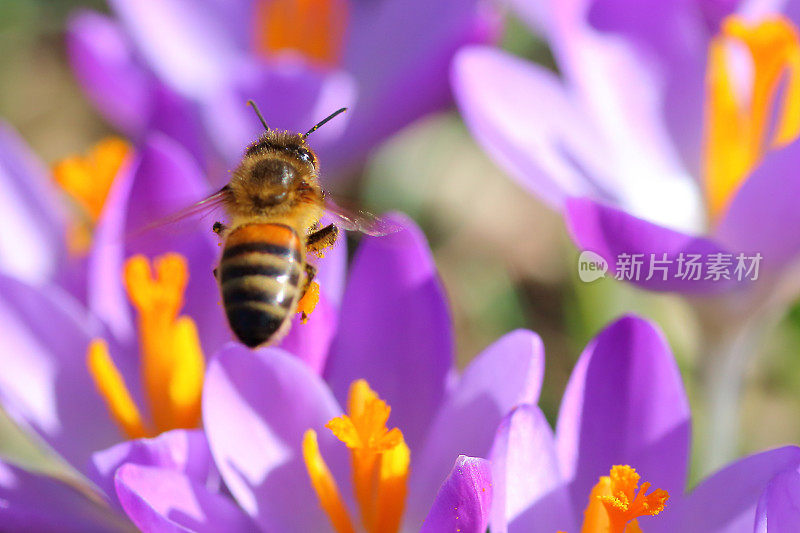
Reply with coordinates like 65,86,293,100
453,0,800,293
0,120,81,294
489,315,800,532
67,0,499,182
115,215,542,532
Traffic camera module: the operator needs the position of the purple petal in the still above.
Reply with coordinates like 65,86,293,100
716,140,800,275
0,274,119,471
452,46,612,207
115,464,254,532
89,133,228,353
203,345,347,532
278,294,337,375
201,60,357,169
755,463,800,533
107,0,241,99
408,330,544,523
490,405,575,533
503,0,706,229
0,121,67,285
89,429,213,509
419,455,493,533
555,315,690,513
325,214,453,450
668,446,800,533
0,460,129,532
586,0,715,173
66,11,150,134
566,197,738,293
146,84,209,172
334,0,499,172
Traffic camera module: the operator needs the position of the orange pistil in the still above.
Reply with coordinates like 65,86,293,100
303,380,410,533
253,0,348,67
703,15,800,220
52,137,131,255
579,465,668,533
87,253,205,439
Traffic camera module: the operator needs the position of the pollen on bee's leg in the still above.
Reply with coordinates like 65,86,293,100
86,339,151,439
298,281,320,323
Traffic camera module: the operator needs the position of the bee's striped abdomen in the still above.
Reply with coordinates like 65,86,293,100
219,223,303,347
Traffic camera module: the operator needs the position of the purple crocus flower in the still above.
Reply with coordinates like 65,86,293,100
489,315,800,532
67,0,499,181
453,0,800,294
452,0,800,471
112,215,545,532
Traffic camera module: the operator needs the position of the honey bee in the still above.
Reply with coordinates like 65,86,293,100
173,101,396,348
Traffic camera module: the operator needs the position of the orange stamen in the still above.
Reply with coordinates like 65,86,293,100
87,253,205,439
302,430,357,533
86,339,149,439
580,465,668,533
253,0,348,67
303,380,410,533
703,15,800,220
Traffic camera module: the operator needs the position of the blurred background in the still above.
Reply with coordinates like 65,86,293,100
2,0,800,485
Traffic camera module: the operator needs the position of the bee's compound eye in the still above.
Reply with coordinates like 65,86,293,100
297,148,314,166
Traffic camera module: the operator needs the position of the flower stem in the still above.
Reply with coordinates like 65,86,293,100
695,301,779,476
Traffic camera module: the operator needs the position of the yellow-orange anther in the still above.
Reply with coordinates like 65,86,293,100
254,0,348,67
53,137,131,254
703,15,800,220
303,380,410,533
53,137,130,221
302,430,357,533
87,339,150,439
88,253,205,439
298,281,320,323
580,465,668,533
124,254,204,433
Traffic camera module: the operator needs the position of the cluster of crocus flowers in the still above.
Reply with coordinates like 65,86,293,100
0,178,798,530
66,0,498,180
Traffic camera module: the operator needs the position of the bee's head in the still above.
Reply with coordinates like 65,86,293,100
228,101,346,217
231,140,318,215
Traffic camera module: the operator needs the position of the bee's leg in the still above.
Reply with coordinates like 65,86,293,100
212,221,227,236
306,224,338,257
213,267,218,280
296,263,319,323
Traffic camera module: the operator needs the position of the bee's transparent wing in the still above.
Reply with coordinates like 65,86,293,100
127,186,231,239
323,198,401,237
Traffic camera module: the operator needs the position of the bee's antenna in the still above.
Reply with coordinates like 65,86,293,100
247,100,270,131
304,107,348,138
